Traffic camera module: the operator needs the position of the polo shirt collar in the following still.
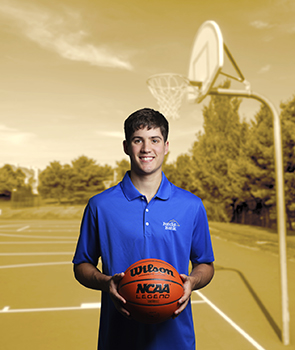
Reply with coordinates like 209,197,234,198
121,171,171,201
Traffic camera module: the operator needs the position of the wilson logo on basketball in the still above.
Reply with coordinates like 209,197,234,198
130,264,174,277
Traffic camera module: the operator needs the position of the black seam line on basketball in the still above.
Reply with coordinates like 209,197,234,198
126,299,180,307
119,278,183,289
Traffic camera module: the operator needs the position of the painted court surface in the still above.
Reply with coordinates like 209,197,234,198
0,220,294,349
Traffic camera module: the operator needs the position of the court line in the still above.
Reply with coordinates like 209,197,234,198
0,301,205,314
16,226,30,232
192,300,206,304
0,223,78,228
0,246,267,350
195,291,266,350
0,252,74,256
0,295,268,350
0,303,101,313
0,241,76,245
0,261,72,269
0,233,77,239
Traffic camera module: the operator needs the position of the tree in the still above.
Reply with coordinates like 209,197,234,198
69,156,113,203
114,159,130,184
38,157,114,204
190,81,247,221
38,161,70,204
228,104,275,226
228,95,295,230
163,154,196,192
280,96,295,230
0,164,26,197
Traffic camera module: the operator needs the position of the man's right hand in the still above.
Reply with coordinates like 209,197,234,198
108,272,131,319
74,263,132,319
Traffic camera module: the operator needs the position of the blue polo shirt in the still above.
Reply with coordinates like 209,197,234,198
73,171,214,350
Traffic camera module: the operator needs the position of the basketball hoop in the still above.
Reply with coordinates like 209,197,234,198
147,73,190,119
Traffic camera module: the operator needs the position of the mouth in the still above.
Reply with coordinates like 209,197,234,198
139,156,154,162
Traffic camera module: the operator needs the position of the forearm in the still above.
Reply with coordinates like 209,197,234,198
189,262,214,291
74,262,131,318
73,262,111,292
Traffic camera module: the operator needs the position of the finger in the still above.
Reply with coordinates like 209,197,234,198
114,300,131,319
180,274,188,283
178,286,190,305
120,306,131,318
115,293,127,304
121,310,132,319
177,289,190,304
172,299,189,319
113,272,125,281
111,284,127,304
109,272,125,292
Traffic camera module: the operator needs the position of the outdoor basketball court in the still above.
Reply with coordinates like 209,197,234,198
0,220,293,349
0,19,293,349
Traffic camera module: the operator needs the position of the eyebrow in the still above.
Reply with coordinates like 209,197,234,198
131,135,163,140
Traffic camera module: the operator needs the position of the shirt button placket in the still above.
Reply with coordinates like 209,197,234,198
144,207,150,235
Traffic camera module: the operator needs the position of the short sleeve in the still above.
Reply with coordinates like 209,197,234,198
190,200,215,264
72,202,101,266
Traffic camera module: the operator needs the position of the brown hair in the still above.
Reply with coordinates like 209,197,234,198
124,108,169,143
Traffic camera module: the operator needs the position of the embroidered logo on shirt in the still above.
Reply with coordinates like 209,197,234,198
163,219,180,231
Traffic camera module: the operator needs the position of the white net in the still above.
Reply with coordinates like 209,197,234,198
147,73,190,120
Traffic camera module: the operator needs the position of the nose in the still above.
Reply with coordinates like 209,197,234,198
141,140,151,153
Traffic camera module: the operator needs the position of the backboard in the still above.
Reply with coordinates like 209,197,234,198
188,20,224,102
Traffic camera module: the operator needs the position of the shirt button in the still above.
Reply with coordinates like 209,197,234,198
141,197,145,200
146,208,149,212
146,222,149,226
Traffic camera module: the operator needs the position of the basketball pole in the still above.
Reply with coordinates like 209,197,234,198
209,87,290,346
147,18,290,346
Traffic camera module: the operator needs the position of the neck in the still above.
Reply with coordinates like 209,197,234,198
130,170,162,202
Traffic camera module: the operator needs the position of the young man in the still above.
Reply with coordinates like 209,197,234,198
73,108,214,350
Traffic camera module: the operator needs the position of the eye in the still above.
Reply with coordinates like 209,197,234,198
133,139,142,144
152,138,160,143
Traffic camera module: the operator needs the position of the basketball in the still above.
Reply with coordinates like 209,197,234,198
118,258,184,324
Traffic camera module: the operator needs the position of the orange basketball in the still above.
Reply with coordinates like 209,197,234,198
118,258,184,324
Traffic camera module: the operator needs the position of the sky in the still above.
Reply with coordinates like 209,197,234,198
0,0,295,170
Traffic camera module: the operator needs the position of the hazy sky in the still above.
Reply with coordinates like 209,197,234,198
0,0,295,170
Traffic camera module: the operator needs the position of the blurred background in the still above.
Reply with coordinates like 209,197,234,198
0,2,294,349
0,0,294,228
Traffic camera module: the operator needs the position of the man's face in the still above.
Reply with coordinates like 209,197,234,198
123,126,169,176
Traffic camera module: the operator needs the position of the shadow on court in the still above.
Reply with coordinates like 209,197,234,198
215,265,282,341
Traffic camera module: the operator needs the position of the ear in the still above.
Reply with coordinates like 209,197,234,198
164,141,169,155
123,140,129,156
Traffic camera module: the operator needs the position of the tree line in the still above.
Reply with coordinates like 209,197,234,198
0,164,26,197
163,82,295,230
1,83,294,229
37,157,129,205
0,157,130,206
